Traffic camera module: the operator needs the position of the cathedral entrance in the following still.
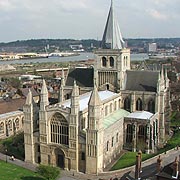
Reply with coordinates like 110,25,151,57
55,148,65,169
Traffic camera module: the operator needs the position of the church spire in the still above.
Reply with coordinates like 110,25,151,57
88,85,101,106
25,89,32,105
40,79,49,110
101,0,125,49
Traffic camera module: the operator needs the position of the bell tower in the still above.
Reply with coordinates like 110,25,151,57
94,0,130,92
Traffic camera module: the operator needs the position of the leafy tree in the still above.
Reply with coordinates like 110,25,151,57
37,165,60,180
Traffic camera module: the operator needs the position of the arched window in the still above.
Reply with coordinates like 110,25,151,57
124,97,131,112
126,124,133,143
110,103,113,113
106,84,109,90
114,101,117,111
102,57,107,67
116,133,118,142
107,141,109,151
8,120,12,131
138,125,146,142
136,98,143,111
118,99,121,109
0,122,4,134
148,99,155,113
110,57,114,67
105,106,108,116
15,118,20,130
50,113,69,146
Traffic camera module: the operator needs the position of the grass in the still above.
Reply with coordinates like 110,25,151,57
0,160,45,180
111,131,180,171
111,152,153,171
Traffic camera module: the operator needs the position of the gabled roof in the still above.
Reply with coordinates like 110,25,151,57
125,70,159,92
101,0,125,49
65,68,94,87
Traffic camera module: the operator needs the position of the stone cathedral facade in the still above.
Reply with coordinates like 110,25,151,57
23,1,171,174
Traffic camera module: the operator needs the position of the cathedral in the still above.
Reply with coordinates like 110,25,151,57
23,0,171,174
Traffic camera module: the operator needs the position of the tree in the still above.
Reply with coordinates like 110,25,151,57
37,165,60,180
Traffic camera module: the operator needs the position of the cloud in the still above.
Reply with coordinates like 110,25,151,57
147,9,168,20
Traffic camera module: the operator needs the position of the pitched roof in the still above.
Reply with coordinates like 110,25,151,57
0,98,25,114
62,90,117,111
65,68,94,87
101,0,125,49
125,70,159,92
104,109,130,128
126,111,154,120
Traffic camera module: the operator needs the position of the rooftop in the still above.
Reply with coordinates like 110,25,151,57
126,111,154,120
62,90,117,111
104,109,130,129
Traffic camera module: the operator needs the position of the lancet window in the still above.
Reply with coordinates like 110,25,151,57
136,98,143,111
102,57,107,67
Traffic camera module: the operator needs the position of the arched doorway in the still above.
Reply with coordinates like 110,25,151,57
54,148,65,169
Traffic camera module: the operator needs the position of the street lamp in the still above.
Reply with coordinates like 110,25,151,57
5,149,7,163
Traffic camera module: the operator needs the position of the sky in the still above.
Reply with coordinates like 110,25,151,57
0,0,180,42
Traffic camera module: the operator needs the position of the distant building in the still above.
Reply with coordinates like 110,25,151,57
24,1,171,174
148,43,157,53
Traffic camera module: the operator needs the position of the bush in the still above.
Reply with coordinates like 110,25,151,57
37,165,60,180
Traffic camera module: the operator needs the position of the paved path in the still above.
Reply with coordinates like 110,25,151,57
0,148,179,180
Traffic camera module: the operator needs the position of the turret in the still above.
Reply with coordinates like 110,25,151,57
86,85,104,174
69,80,80,171
23,89,35,163
58,68,65,103
40,79,49,111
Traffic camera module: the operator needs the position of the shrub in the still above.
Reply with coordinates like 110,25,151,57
37,165,60,180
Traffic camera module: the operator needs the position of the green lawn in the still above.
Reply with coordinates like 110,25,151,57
0,160,45,180
111,131,180,171
111,152,153,171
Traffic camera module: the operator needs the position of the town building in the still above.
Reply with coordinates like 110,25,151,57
23,0,171,174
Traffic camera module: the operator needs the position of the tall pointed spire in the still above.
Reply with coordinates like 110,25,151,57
40,79,49,110
25,89,32,105
88,85,101,106
101,0,125,49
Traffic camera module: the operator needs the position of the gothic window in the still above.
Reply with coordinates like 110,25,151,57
50,113,69,146
114,101,117,111
148,99,155,113
112,137,114,147
110,103,113,113
138,125,146,142
8,120,12,131
106,84,110,90
107,141,109,151
118,99,121,109
126,124,133,143
110,57,114,67
124,97,131,112
136,98,143,111
116,133,118,142
15,118,20,130
102,57,107,67
0,122,4,134
105,106,108,116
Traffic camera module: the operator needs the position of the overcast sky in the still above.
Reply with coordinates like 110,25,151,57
0,0,180,42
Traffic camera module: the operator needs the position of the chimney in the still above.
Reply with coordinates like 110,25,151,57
138,150,142,173
172,157,179,179
135,154,140,180
157,155,162,173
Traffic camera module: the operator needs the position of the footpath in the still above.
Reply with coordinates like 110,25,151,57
0,148,179,180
